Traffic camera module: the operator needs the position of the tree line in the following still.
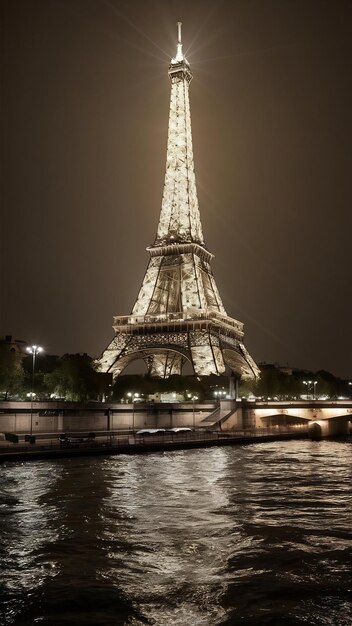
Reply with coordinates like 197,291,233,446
0,344,104,402
0,341,350,402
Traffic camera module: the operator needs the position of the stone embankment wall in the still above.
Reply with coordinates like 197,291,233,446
1,401,351,436
0,402,215,433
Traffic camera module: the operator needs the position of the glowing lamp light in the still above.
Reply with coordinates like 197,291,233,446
26,344,44,436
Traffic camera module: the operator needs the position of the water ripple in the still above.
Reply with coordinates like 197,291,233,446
0,440,351,625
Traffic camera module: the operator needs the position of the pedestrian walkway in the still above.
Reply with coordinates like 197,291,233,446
0,429,309,463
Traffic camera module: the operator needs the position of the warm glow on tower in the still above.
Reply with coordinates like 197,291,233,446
96,24,259,380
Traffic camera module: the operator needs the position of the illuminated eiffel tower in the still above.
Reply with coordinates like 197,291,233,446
97,23,259,380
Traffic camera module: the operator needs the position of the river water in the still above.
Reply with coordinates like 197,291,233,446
0,440,351,626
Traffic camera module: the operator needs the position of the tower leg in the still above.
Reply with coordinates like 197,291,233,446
229,372,235,399
148,352,183,377
189,331,226,376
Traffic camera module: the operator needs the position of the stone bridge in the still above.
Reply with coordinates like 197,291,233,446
214,399,352,436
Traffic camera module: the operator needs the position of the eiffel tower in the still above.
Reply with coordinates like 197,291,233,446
96,23,259,380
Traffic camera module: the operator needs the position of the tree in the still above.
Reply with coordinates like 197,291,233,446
110,373,232,402
0,341,24,399
44,354,99,401
22,352,59,398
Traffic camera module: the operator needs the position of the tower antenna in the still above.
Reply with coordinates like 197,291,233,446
178,21,182,44
176,21,183,61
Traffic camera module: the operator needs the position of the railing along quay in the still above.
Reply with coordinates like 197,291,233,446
0,428,309,463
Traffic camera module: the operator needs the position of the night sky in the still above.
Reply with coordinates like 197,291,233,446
1,0,351,378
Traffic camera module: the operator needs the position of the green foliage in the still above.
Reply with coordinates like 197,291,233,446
1,345,350,402
44,353,99,402
0,342,24,400
110,373,231,402
22,352,59,397
239,364,351,400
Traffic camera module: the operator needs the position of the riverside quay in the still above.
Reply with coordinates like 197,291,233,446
1,399,351,439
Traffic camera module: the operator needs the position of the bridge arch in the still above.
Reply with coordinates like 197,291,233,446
308,422,323,439
256,413,308,428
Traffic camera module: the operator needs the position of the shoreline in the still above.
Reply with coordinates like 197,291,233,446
0,431,312,463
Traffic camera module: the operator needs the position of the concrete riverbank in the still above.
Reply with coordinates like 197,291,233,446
0,430,310,463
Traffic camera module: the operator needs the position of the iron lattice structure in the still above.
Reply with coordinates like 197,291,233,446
97,24,259,380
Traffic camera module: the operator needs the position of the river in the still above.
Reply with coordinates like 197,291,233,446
0,439,351,625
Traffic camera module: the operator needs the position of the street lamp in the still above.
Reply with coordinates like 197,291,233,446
133,393,140,432
192,395,198,428
127,392,140,432
214,389,226,399
303,380,317,400
313,380,317,400
26,345,43,435
303,380,310,399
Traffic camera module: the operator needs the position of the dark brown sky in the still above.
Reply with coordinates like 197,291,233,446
1,0,351,378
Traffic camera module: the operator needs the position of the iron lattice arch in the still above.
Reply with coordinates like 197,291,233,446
96,24,259,381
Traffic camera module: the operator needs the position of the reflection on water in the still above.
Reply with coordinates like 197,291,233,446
0,440,351,625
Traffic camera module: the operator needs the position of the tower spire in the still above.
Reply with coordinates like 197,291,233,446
155,22,201,247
